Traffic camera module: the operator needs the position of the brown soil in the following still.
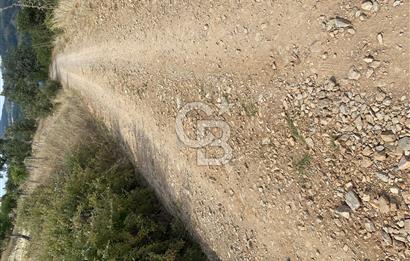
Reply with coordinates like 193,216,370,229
51,0,409,260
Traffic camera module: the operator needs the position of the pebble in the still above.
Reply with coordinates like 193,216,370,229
362,147,373,156
398,137,410,152
262,137,271,145
377,195,390,213
390,187,400,194
348,67,361,80
375,171,389,182
374,151,387,161
334,17,352,28
345,191,361,211
361,0,374,11
381,231,392,245
363,55,374,63
377,33,383,45
335,204,351,219
380,130,396,143
361,157,373,168
398,156,410,170
365,219,376,232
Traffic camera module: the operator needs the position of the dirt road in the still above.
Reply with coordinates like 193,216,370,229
52,0,409,260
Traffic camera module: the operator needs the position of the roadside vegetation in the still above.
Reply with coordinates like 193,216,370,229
0,0,60,248
18,127,205,260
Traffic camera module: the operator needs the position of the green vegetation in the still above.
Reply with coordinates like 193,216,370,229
242,101,258,117
294,153,311,175
0,0,60,249
285,115,306,144
19,133,206,260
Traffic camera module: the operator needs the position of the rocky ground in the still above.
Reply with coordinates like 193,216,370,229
50,0,409,260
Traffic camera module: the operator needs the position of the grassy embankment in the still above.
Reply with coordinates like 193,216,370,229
0,1,206,260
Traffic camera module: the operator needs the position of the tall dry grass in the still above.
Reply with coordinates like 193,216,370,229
51,0,96,53
22,89,95,194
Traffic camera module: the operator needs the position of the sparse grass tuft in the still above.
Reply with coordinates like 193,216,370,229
294,153,311,174
285,115,306,144
242,101,258,117
330,135,340,151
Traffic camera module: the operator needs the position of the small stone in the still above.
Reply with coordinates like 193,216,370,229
390,187,400,194
345,191,361,211
381,130,396,143
393,0,401,7
405,119,410,129
375,171,389,182
348,67,361,80
381,231,392,245
355,117,363,131
347,28,356,35
362,194,370,202
377,33,383,45
404,220,410,233
361,0,374,11
262,137,271,145
398,137,410,152
363,55,374,63
402,192,410,204
375,92,386,102
375,145,385,152
366,68,374,78
343,244,349,252
305,137,315,149
362,147,373,156
335,204,351,219
361,157,373,168
364,219,376,232
377,195,390,214
398,156,410,170
374,151,387,161
369,60,381,69
334,17,352,28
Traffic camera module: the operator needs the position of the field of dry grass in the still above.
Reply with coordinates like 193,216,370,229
22,89,95,194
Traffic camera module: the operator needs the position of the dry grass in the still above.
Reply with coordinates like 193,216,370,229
4,90,95,261
22,89,95,194
52,0,96,52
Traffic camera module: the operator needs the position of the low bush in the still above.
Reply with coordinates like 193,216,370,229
19,133,206,260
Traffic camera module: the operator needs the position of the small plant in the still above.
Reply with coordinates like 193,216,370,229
329,135,340,151
295,153,311,174
242,101,258,117
285,115,306,144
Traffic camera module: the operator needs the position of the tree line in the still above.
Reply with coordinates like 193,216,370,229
0,0,60,248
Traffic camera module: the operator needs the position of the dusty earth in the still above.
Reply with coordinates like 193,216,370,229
51,0,409,260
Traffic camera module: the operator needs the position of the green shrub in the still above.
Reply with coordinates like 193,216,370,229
20,135,206,260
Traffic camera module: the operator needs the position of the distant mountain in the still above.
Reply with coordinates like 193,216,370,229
0,97,21,137
0,0,22,136
0,0,19,57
